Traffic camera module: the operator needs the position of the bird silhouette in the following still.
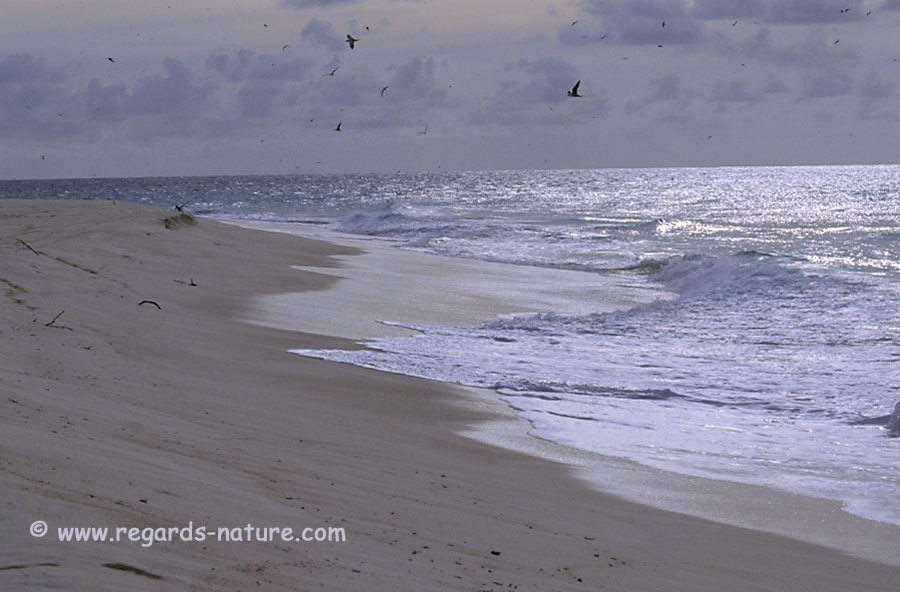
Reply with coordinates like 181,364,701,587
346,35,359,49
567,80,582,97
381,85,391,97
334,122,342,132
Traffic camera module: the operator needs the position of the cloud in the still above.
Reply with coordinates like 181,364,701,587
0,54,71,111
302,55,448,131
0,53,50,84
128,58,197,117
508,58,581,104
711,78,760,104
762,0,867,25
206,49,314,117
0,54,60,111
762,77,789,94
689,0,867,23
625,73,693,116
301,18,346,52
85,58,206,122
0,53,83,138
390,56,446,107
472,57,606,126
860,70,894,99
281,0,358,8
689,0,765,20
84,79,127,121
804,71,853,98
206,49,254,83
710,26,861,72
649,74,681,101
581,0,869,38
578,0,706,45
557,20,610,46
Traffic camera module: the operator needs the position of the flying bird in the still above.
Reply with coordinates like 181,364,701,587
325,65,340,76
107,57,115,63
282,44,290,52
567,80,582,97
346,35,359,49
334,122,342,131
381,85,391,97
661,21,666,28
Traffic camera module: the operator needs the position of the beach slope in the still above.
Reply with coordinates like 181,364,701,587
1,199,897,591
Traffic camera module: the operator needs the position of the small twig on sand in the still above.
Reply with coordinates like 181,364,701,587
138,300,162,309
16,238,41,256
45,310,73,330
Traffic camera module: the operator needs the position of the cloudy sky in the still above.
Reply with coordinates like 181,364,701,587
3,0,900,179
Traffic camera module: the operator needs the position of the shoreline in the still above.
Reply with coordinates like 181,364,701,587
2,199,898,590
236,219,900,566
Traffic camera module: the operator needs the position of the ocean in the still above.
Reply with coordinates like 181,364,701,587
4,165,898,524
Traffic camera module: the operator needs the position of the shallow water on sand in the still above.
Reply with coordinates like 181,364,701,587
5,165,899,524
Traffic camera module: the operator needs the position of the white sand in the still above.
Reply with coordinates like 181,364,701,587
2,199,898,591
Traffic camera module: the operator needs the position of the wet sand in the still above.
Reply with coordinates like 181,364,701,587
2,199,897,591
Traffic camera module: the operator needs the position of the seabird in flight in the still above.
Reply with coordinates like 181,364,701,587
381,85,391,97
334,122,342,132
346,35,359,49
567,80,582,97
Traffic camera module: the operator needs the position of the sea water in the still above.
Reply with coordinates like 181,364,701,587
4,165,898,524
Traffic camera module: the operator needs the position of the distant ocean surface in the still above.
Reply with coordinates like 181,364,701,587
4,166,898,524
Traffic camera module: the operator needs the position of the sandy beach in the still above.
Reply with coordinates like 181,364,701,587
2,198,898,591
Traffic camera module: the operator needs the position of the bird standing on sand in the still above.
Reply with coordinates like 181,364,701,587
568,80,582,97
346,35,359,49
